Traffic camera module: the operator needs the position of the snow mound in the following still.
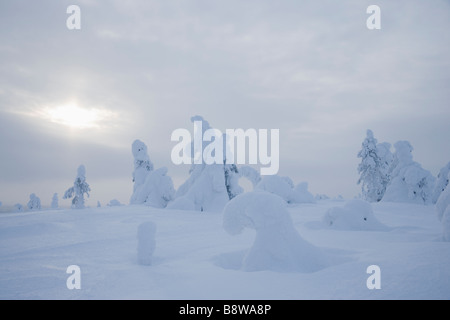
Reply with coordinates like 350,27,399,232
137,222,157,266
222,192,327,272
323,199,389,231
255,175,315,204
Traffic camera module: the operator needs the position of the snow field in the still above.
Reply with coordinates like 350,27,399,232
0,200,449,299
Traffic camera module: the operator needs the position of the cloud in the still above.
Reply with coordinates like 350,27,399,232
0,0,449,203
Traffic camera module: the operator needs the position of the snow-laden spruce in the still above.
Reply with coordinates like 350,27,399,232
130,139,154,204
137,222,157,266
255,175,315,204
436,173,450,222
169,116,255,212
432,162,450,204
14,203,24,212
51,193,58,209
223,192,327,272
323,199,389,231
357,130,392,202
130,140,175,208
436,174,450,241
382,141,435,205
63,165,91,209
27,193,41,211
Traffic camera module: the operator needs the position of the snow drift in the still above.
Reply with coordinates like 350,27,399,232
323,199,389,231
222,192,327,272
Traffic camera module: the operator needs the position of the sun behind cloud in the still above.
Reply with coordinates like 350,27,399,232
40,103,117,129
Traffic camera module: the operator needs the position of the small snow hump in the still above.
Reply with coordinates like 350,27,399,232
222,192,327,273
323,199,389,231
137,222,157,266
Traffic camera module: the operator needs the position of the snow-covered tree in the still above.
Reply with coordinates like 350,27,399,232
27,193,41,211
168,116,231,212
130,139,154,204
51,193,58,209
97,201,101,208
255,175,315,204
223,192,327,272
436,173,450,241
357,130,392,202
107,199,123,206
130,140,175,208
383,141,435,205
14,203,24,212
436,173,450,222
63,165,91,209
432,162,450,204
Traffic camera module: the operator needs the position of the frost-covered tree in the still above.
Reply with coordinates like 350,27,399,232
130,139,154,204
130,140,175,208
357,130,392,202
168,116,231,212
432,162,450,204
97,201,101,208
27,193,41,211
107,199,123,206
383,141,435,205
255,175,315,204
51,193,58,209
436,173,450,241
223,192,327,272
14,203,24,212
436,173,450,222
63,165,91,209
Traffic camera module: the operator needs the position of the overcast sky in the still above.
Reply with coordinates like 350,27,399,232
0,0,449,206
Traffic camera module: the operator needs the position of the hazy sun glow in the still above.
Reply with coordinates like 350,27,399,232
41,104,116,129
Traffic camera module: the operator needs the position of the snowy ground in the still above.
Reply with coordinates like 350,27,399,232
0,200,449,300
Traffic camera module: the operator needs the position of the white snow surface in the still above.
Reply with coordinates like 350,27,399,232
137,222,157,266
0,200,449,299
